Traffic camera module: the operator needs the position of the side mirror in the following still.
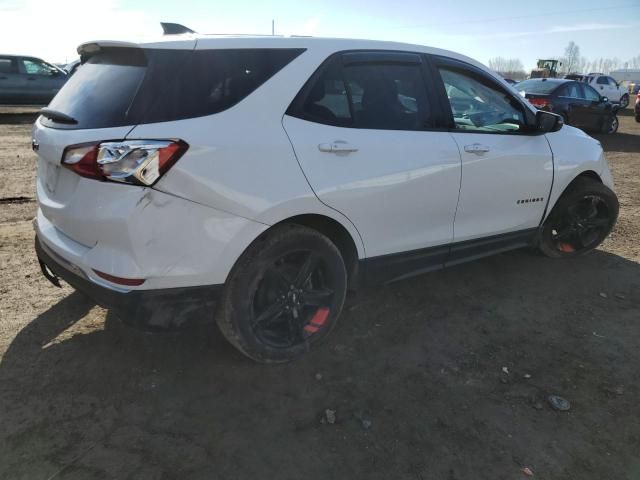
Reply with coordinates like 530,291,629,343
536,110,563,133
600,96,609,103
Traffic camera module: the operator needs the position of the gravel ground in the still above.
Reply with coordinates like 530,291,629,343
0,106,639,480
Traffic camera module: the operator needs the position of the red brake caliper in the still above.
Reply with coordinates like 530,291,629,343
558,243,576,253
304,307,330,335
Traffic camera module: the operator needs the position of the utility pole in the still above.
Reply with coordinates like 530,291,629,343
272,19,275,36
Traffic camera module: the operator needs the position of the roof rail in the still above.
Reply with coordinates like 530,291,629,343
160,22,196,35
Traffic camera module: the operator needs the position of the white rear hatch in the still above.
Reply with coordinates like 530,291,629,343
35,40,196,246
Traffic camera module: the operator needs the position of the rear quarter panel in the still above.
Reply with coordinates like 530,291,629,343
129,44,366,259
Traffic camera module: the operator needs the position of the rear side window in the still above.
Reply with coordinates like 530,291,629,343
42,48,304,129
596,76,608,85
288,53,434,131
558,82,582,98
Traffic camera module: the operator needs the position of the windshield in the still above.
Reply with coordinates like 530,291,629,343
515,79,561,94
42,47,305,129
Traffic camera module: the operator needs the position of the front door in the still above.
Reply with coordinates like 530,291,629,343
283,51,462,268
19,58,66,104
582,83,608,131
431,57,553,256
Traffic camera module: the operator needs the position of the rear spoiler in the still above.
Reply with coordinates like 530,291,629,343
160,22,196,35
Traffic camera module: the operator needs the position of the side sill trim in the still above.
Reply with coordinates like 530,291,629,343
359,228,539,286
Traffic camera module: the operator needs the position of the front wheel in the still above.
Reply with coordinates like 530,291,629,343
602,114,619,134
539,178,618,258
619,94,629,109
216,224,347,363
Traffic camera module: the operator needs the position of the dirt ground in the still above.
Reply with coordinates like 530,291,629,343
0,106,639,480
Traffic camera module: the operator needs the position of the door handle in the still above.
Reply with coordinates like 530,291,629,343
0,76,7,80
464,143,490,154
318,141,358,154
27,77,37,81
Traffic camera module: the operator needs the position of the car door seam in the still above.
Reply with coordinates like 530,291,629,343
540,134,556,223
280,114,367,257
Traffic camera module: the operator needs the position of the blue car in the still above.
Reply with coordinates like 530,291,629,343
0,54,68,105
515,78,618,134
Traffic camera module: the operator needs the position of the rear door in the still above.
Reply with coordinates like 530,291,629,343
283,51,462,266
0,56,27,104
430,56,552,253
557,82,590,128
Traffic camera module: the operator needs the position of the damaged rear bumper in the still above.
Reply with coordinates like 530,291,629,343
35,234,223,330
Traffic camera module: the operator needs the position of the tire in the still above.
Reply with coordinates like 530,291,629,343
539,177,619,258
619,94,629,109
216,224,347,363
602,115,618,134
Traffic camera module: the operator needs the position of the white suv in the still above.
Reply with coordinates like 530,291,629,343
34,35,618,362
567,73,629,108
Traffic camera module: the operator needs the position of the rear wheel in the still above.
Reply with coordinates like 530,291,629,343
539,178,618,258
216,224,347,363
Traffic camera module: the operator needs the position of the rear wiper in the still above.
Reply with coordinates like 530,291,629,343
39,108,78,125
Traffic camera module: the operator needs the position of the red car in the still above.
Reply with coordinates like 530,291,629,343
635,91,640,123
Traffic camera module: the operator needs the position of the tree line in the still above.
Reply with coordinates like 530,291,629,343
489,42,640,79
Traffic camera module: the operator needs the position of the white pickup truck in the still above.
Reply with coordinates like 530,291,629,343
565,73,630,108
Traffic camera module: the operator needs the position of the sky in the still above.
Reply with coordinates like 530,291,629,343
1,0,638,69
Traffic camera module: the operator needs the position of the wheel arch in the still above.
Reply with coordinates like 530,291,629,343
573,170,602,184
544,169,603,221
271,214,361,289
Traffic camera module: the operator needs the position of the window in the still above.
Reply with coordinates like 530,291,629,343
596,76,608,85
583,85,601,101
43,48,304,129
515,79,561,94
607,77,618,87
291,53,433,131
438,67,526,133
298,61,351,126
22,59,59,76
558,82,582,98
0,57,18,74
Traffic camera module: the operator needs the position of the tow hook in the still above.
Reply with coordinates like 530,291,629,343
39,259,61,288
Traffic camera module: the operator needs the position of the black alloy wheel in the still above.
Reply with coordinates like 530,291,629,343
539,178,618,258
216,224,347,363
549,195,612,253
252,250,335,349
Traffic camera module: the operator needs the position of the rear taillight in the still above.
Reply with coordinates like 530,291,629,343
528,97,551,110
62,140,188,186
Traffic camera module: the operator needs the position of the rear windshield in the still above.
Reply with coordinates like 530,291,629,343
42,47,305,129
514,79,562,94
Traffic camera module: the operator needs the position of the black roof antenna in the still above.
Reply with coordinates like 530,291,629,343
160,22,196,35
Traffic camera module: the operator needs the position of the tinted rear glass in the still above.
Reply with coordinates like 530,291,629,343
514,79,563,94
42,47,305,129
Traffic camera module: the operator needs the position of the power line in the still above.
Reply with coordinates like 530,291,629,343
394,4,639,29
